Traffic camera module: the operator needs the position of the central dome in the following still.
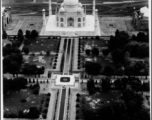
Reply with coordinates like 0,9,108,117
64,0,79,5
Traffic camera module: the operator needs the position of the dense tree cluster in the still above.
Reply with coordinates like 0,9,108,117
3,77,27,95
3,52,23,75
109,30,130,51
108,30,149,64
125,41,149,58
25,30,39,40
3,44,21,56
85,48,99,56
85,62,101,75
125,61,149,76
87,78,95,94
131,32,149,43
28,83,40,94
2,30,7,39
82,86,150,120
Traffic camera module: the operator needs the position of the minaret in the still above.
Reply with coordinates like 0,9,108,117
49,0,52,16
92,0,95,16
9,7,12,22
42,9,46,26
85,4,86,15
94,9,98,35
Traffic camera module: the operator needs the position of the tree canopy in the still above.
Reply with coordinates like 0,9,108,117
85,62,101,75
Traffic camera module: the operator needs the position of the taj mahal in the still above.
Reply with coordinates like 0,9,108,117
56,0,86,28
40,0,101,36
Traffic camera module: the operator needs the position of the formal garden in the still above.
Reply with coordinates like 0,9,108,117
75,91,121,119
78,30,149,77
3,77,51,119
75,75,150,120
23,55,56,69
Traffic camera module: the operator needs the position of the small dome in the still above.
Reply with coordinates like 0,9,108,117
64,0,78,6
61,2,64,7
77,7,82,12
59,7,65,12
78,3,82,7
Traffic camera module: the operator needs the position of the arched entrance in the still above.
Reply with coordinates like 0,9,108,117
67,17,74,27
7,17,9,24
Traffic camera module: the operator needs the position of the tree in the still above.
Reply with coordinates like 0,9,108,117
3,78,11,95
103,66,114,76
115,29,120,37
17,29,24,42
95,36,100,40
101,78,111,91
3,53,23,75
46,50,50,56
112,100,128,120
31,30,38,39
111,49,125,63
139,82,149,91
87,78,95,95
28,107,40,118
137,32,146,42
10,77,27,91
2,30,7,39
138,107,150,120
25,30,31,39
85,49,91,56
109,31,129,51
92,48,99,56
102,48,110,56
85,62,101,75
3,44,21,56
98,105,114,120
23,47,29,55
114,79,122,89
24,38,30,45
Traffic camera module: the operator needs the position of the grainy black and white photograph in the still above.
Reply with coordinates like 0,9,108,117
1,0,151,120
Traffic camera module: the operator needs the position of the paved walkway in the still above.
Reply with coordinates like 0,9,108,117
58,89,66,120
70,90,79,120
46,88,58,120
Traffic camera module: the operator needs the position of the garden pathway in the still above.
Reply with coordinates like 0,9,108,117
46,89,58,120
70,90,79,120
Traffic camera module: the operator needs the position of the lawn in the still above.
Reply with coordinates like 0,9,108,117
25,38,60,52
99,18,128,36
23,55,55,69
4,88,47,115
80,39,109,48
77,91,121,119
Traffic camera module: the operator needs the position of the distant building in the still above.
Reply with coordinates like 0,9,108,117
2,7,12,31
132,6,149,31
